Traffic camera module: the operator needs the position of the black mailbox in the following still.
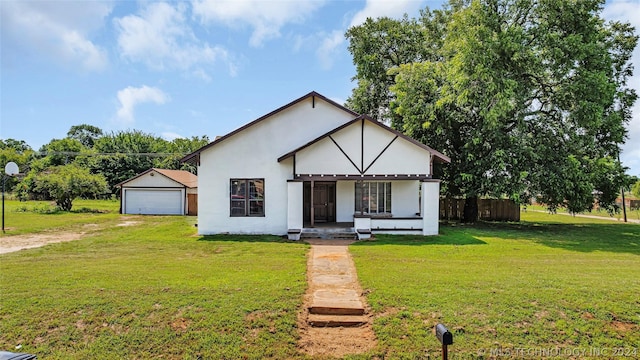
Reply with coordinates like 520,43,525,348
435,323,453,345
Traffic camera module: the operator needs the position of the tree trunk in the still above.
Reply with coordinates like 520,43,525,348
462,196,478,223
58,197,73,211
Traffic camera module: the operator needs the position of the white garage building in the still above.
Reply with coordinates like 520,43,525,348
117,168,197,215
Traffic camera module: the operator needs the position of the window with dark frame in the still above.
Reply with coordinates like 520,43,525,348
355,182,392,214
230,179,265,217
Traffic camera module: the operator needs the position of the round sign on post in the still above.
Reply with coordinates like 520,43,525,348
3,162,19,233
5,162,19,176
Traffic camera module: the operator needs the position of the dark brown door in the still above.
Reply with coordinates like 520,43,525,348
187,194,197,216
313,182,335,223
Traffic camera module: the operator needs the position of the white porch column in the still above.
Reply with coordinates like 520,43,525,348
354,215,371,240
422,180,441,236
287,181,303,240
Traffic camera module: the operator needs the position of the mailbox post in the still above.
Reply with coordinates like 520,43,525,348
435,323,453,360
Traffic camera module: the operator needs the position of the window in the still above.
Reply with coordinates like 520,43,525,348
355,182,392,214
230,179,264,216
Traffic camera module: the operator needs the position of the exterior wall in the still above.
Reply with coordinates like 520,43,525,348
287,181,303,230
362,121,397,168
391,181,420,217
336,181,355,222
371,218,423,230
197,97,356,235
422,181,441,235
366,136,431,175
294,120,432,176
296,138,358,175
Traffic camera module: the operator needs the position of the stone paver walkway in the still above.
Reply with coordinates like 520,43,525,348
297,239,376,357
305,239,368,326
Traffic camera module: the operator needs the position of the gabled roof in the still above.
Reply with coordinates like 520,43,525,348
181,91,359,164
116,168,198,188
278,115,451,163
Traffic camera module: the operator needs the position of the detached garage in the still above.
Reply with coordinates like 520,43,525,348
117,168,197,215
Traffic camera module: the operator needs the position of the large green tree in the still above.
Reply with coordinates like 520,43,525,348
30,164,109,211
88,131,207,192
89,130,169,192
345,8,453,123
67,124,103,148
39,138,87,166
349,0,637,219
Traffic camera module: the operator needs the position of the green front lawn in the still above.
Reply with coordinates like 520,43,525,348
0,213,308,359
525,203,640,222
1,201,638,359
1,199,121,235
350,212,640,359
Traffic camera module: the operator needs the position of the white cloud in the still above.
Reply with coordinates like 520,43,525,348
161,132,185,141
603,0,640,175
0,1,110,71
115,86,170,125
317,30,346,70
192,0,326,47
349,0,424,28
114,2,233,79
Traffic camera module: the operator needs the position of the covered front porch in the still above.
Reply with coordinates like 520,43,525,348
287,176,440,240
278,115,449,240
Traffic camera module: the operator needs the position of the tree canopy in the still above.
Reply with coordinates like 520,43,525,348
30,164,109,211
3,125,210,206
347,0,638,218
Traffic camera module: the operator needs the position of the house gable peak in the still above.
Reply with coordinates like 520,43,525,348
181,91,359,164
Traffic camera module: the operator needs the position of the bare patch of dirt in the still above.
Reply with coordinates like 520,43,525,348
0,231,87,254
610,320,637,332
297,241,377,358
298,325,378,357
0,217,143,254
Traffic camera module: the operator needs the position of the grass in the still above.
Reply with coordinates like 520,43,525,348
525,203,640,222
2,199,121,235
1,201,639,359
350,211,640,359
0,202,309,359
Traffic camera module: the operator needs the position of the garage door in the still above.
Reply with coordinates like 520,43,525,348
124,189,183,215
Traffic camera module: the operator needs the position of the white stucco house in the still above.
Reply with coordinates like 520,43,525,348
181,91,449,239
117,168,198,215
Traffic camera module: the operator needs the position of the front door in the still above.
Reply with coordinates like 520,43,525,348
313,184,330,222
304,181,336,224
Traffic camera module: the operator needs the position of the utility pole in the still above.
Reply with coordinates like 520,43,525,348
618,153,627,223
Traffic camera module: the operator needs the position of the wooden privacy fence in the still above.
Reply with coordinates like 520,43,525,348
630,200,640,210
440,198,520,222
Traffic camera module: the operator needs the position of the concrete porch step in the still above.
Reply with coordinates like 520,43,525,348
308,305,365,316
307,314,368,327
300,231,357,240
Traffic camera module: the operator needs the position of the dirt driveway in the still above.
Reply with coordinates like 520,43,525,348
0,220,140,254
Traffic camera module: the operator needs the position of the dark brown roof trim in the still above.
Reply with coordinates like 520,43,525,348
294,174,432,181
278,115,451,163
180,91,360,163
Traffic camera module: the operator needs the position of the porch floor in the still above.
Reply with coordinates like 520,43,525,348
303,222,354,230
301,222,356,240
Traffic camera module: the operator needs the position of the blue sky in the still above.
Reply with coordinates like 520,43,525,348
1,0,639,176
